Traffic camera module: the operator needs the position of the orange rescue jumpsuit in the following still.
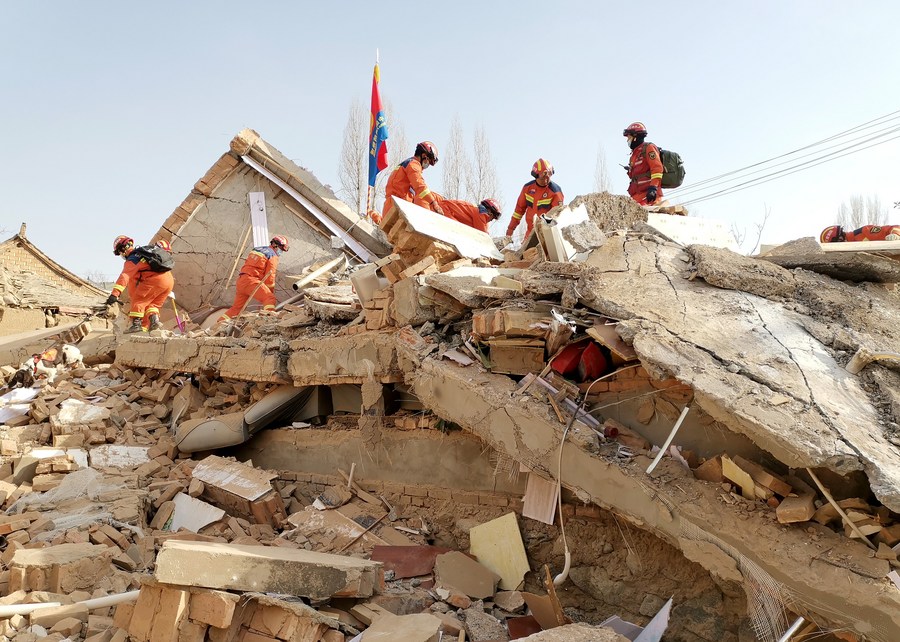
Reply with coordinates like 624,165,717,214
843,225,900,241
436,197,490,233
627,142,664,205
110,248,175,328
219,246,279,322
506,180,564,237
382,157,437,220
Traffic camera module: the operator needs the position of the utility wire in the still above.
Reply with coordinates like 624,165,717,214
677,108,900,192
682,131,900,205
675,120,900,198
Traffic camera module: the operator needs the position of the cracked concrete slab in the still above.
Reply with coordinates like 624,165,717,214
574,237,900,511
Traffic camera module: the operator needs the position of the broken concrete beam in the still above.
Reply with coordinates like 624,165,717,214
10,543,113,592
155,540,383,600
776,495,817,524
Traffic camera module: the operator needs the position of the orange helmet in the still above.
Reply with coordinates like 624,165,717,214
415,141,439,165
531,159,554,179
623,122,648,137
156,239,172,252
820,225,844,243
113,235,133,256
479,199,502,220
270,235,289,252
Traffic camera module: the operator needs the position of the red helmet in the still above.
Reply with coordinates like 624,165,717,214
479,199,502,220
270,235,289,252
820,225,844,243
415,141,439,165
113,235,134,256
531,158,554,179
623,122,648,137
156,239,172,252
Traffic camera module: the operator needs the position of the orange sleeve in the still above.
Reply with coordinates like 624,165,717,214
111,260,143,296
507,186,528,234
646,144,664,190
552,187,565,208
405,159,435,205
265,255,279,288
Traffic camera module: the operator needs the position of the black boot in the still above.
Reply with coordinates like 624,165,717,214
124,317,143,334
148,314,161,331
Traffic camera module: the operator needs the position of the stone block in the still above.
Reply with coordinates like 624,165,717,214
776,495,816,524
11,543,112,592
155,540,383,600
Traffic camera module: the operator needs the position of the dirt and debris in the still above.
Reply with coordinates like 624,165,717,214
2,192,900,641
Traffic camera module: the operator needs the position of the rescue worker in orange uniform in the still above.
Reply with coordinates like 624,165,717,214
624,122,663,206
820,225,900,243
382,142,444,221
436,197,502,234
106,236,175,333
506,159,564,238
217,235,289,324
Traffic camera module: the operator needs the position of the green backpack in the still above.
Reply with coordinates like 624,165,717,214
657,147,685,189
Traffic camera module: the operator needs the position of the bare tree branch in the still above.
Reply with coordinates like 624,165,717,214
443,115,469,200
466,125,501,208
336,99,367,214
837,193,887,228
593,144,611,192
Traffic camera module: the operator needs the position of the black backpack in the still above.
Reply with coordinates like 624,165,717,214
133,246,174,273
657,147,686,188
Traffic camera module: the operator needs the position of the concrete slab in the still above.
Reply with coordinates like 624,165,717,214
761,237,900,283
154,540,383,600
645,213,739,251
390,198,503,261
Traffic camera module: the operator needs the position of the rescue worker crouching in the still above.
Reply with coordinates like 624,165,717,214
506,159,564,239
382,141,444,221
106,236,175,334
623,122,663,206
218,235,289,324
820,225,900,243
425,195,502,233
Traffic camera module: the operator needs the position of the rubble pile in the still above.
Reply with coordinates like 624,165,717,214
4,193,900,640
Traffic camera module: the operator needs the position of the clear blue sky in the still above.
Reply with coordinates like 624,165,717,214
2,2,899,282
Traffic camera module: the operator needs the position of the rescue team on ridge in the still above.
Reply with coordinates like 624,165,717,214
104,120,891,332
376,121,673,237
105,234,291,334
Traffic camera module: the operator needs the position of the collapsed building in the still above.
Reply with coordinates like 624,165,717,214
0,130,899,642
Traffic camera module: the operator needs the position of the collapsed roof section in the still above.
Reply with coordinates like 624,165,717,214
151,129,390,311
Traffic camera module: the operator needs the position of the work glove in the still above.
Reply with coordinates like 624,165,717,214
104,295,118,306
646,186,658,204
430,200,445,216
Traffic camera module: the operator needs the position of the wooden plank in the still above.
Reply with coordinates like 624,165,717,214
522,472,558,525
586,323,638,362
249,191,269,247
732,456,792,496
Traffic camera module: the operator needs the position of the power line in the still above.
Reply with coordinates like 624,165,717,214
681,131,900,205
677,108,900,192
675,120,900,198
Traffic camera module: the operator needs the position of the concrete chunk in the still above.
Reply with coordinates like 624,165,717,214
11,543,113,592
155,540,382,600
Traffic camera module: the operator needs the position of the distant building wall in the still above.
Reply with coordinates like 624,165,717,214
0,241,98,298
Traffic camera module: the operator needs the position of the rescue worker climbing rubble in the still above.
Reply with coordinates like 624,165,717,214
505,159,564,239
381,141,444,222
820,225,900,243
623,122,664,206
106,236,175,333
217,235,289,324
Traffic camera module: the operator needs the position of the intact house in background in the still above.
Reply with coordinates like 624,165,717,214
150,129,390,317
0,223,106,337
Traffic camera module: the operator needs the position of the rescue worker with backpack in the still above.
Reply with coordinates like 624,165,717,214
624,122,664,206
217,235,289,324
506,159,565,239
106,237,175,333
622,122,686,207
381,141,445,222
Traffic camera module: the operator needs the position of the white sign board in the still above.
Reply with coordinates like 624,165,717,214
249,192,269,248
